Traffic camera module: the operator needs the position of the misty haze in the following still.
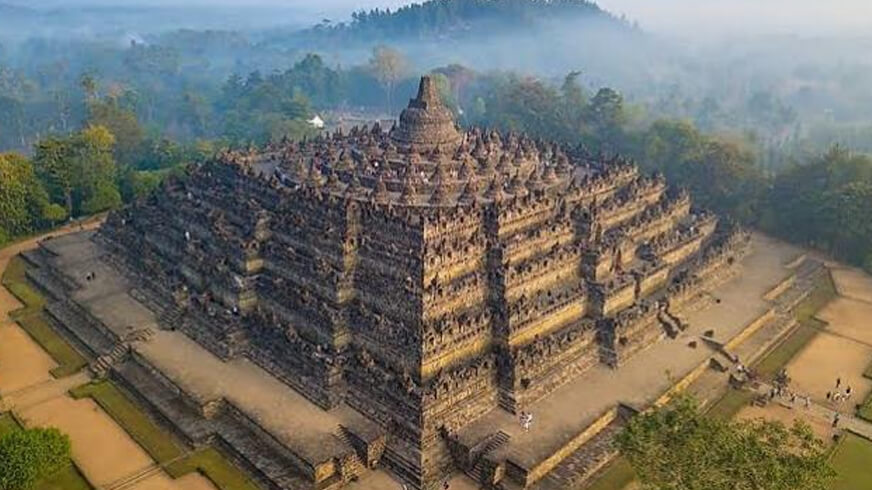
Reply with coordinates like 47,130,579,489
0,1,871,490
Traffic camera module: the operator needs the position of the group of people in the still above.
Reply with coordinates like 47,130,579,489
767,383,811,409
84,271,97,281
519,411,534,432
826,377,853,403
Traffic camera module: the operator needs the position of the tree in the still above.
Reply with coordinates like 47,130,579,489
33,125,120,217
616,395,835,490
0,153,61,243
0,427,71,490
368,45,409,115
87,95,145,167
33,137,75,217
586,87,627,151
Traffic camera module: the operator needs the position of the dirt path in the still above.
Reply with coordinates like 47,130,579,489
0,220,216,490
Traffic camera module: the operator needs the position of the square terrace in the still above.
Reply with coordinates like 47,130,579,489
457,233,802,469
43,232,371,466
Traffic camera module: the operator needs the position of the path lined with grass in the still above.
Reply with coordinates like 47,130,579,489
71,381,261,490
1,223,259,490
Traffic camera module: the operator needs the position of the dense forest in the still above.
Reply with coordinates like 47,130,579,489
0,0,871,271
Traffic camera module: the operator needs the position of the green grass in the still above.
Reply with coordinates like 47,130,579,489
752,272,837,379
71,381,259,490
70,381,186,463
1,255,46,316
17,313,88,377
586,457,636,490
705,388,756,421
0,412,93,489
0,412,20,436
863,359,872,380
829,432,872,489
856,397,872,423
1,255,87,377
166,448,261,490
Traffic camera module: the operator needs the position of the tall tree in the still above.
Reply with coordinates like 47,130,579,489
33,125,120,217
368,45,409,115
616,395,835,490
0,152,63,243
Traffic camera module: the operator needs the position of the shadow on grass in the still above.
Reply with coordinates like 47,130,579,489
71,381,260,490
1,255,87,378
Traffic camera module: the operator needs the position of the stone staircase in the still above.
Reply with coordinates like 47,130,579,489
333,426,368,482
157,305,185,331
90,342,131,378
537,421,623,490
466,431,511,485
124,327,155,343
657,310,680,339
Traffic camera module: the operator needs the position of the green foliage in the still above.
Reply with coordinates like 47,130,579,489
764,146,872,265
33,125,120,217
0,153,59,243
0,427,71,490
633,120,766,222
318,0,615,42
616,395,835,490
86,96,145,167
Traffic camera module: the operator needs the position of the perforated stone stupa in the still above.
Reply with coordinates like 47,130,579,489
92,76,749,489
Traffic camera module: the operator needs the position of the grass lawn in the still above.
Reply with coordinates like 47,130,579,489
71,381,259,490
864,359,872,380
2,255,45,315
17,313,87,377
166,447,261,490
2,255,87,377
70,381,185,463
753,272,837,379
705,388,756,421
586,457,636,490
856,390,872,422
0,412,20,436
0,412,93,489
829,432,872,489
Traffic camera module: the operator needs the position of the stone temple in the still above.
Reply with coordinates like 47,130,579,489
27,76,751,489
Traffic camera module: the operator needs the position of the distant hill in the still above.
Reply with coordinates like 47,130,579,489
285,0,629,47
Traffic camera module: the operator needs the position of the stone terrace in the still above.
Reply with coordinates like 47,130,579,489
454,234,801,483
35,231,383,483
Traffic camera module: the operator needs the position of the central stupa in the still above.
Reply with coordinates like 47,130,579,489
390,76,462,151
